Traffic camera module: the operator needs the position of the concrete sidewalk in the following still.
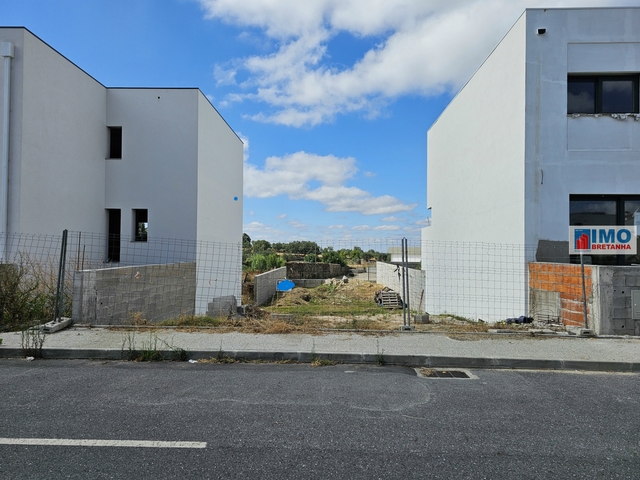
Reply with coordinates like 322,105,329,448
1,326,639,372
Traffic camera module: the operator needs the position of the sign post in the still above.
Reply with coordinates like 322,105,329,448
570,226,638,329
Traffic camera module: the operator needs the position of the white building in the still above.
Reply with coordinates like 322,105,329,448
421,8,640,320
0,27,243,313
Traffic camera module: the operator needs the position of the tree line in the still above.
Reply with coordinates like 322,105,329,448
242,233,390,271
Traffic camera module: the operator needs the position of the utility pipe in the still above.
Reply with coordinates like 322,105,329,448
1,42,14,263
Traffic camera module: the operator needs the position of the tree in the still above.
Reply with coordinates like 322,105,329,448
304,253,318,263
321,250,347,267
252,240,272,254
242,233,251,247
350,246,364,261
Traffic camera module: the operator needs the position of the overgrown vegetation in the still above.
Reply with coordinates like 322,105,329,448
151,279,493,333
121,330,189,361
242,233,390,272
0,254,71,332
21,326,46,358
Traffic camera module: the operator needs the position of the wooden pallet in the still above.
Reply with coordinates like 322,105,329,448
380,291,403,309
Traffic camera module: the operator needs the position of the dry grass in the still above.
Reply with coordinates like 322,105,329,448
141,279,530,334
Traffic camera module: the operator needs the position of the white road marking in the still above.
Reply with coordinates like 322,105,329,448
0,438,206,449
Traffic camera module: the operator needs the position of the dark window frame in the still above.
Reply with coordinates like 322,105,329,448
133,209,148,242
108,126,122,159
107,209,121,262
567,74,639,114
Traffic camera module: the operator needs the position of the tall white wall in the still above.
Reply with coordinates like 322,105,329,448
523,8,640,249
421,14,528,320
105,88,199,248
1,28,107,236
423,14,527,245
196,93,243,244
195,93,243,310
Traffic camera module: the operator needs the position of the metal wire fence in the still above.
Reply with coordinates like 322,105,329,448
1,231,242,326
1,232,599,328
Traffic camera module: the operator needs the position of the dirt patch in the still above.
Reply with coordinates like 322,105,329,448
158,279,552,335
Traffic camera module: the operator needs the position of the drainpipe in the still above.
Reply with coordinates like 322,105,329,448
1,42,14,263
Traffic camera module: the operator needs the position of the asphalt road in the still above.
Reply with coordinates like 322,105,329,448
0,359,638,479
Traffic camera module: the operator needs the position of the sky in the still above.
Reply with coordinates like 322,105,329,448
3,0,640,247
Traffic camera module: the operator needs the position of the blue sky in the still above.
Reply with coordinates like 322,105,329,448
3,0,638,246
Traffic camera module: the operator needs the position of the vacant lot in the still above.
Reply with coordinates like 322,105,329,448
161,279,520,334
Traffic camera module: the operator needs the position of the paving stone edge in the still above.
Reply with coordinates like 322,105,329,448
1,347,638,372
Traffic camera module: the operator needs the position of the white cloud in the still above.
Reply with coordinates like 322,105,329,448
381,215,403,222
414,218,431,226
374,225,400,231
352,225,371,231
288,220,307,229
328,224,345,229
276,213,287,219
237,132,250,162
244,150,416,215
199,0,632,126
243,221,286,236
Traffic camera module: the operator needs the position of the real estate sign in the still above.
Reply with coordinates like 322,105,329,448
569,226,637,255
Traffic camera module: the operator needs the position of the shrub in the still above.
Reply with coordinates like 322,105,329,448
0,256,60,332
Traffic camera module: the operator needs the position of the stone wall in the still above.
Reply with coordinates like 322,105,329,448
254,266,286,306
285,262,348,279
376,262,426,312
72,262,196,325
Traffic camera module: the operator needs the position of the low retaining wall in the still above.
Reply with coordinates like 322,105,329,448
72,262,196,325
285,262,348,279
529,262,640,336
254,267,287,306
376,262,426,312
292,279,326,288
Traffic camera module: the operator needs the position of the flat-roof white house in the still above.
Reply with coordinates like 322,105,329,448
422,8,640,321
0,27,243,316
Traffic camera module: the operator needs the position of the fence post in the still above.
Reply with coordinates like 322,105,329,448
580,253,588,329
53,229,68,322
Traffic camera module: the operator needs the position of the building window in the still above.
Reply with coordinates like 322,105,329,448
107,209,121,262
570,195,640,265
133,209,148,242
108,127,122,159
567,75,639,114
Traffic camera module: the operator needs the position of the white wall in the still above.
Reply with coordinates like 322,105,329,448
1,28,107,236
195,93,244,310
524,8,640,248
196,92,243,244
423,14,527,245
106,88,199,249
421,14,528,319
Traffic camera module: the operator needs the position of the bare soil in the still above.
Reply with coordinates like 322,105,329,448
161,279,545,334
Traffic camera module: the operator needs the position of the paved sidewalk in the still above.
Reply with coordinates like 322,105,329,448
1,327,639,372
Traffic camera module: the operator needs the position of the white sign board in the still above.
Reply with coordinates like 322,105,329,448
569,226,637,255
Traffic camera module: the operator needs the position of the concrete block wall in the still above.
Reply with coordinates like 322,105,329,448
529,262,640,335
593,266,640,336
376,262,426,312
73,262,196,325
254,267,286,306
529,262,593,327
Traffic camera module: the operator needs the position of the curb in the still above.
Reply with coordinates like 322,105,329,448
2,347,639,372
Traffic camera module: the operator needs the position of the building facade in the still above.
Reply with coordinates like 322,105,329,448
421,8,640,320
0,27,243,313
